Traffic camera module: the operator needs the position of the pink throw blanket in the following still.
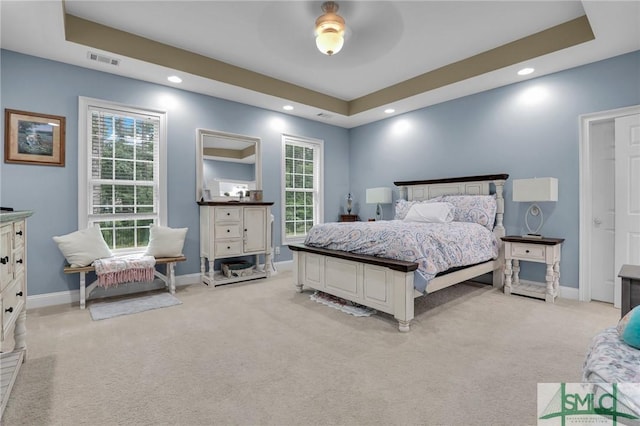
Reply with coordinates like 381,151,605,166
93,255,156,288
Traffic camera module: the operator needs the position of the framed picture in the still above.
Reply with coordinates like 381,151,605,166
4,109,66,166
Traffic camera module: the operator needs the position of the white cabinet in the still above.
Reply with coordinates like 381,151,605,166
0,211,32,419
199,202,273,286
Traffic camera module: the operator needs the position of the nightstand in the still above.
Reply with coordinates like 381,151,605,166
340,214,359,222
619,264,640,317
502,236,564,303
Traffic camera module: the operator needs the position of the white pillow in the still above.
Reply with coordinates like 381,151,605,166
145,225,188,257
53,227,113,268
403,202,455,223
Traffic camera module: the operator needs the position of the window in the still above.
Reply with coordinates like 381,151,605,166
281,134,323,243
78,97,167,253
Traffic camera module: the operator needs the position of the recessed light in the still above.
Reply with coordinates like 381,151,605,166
384,108,395,114
517,68,535,76
283,105,294,111
167,75,182,83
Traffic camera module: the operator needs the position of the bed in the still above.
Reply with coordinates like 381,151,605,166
289,173,508,332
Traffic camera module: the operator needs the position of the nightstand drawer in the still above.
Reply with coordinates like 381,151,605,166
510,243,545,260
214,207,241,223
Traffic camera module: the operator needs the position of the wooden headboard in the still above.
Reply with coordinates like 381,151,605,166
394,173,509,238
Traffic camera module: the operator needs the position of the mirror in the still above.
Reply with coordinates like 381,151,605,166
196,129,262,202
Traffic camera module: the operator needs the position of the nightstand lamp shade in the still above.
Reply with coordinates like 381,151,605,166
512,177,558,238
366,187,392,220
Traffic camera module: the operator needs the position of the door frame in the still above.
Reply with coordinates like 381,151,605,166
579,104,640,303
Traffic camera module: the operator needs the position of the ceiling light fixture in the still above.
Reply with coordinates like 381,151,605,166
517,67,535,76
283,105,294,111
384,108,395,114
167,75,182,83
315,1,345,56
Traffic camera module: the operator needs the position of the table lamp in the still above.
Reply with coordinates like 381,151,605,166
366,187,392,221
512,177,558,238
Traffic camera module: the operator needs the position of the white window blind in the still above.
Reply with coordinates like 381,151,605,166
79,97,167,253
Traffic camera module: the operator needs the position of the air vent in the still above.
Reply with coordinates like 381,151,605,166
87,51,120,66
316,112,333,119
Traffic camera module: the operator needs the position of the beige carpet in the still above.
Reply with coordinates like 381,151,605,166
2,271,619,425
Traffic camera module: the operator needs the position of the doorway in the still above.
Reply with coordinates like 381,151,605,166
579,105,640,307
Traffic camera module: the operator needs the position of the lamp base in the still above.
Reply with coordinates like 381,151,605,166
521,233,543,239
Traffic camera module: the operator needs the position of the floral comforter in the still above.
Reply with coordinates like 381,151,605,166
303,220,499,292
582,326,640,383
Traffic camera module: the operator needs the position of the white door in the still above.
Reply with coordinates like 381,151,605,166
614,113,640,307
590,120,615,303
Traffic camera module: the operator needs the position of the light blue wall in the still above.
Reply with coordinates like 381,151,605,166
349,50,640,288
0,49,350,296
2,49,639,296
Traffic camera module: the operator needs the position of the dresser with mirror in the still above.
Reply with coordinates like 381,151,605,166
196,129,272,286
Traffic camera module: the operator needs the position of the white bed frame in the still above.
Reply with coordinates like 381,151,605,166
290,174,508,332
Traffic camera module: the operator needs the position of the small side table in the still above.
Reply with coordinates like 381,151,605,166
340,214,359,222
619,264,640,318
502,236,564,303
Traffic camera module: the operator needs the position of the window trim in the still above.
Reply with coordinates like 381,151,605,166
281,134,324,245
78,96,167,253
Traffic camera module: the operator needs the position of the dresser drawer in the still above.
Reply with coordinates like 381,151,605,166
215,207,241,223
2,277,24,340
510,243,545,261
215,224,242,239
13,220,25,248
13,244,25,276
215,240,243,256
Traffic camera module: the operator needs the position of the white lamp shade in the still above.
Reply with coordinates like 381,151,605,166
366,187,392,204
512,178,558,202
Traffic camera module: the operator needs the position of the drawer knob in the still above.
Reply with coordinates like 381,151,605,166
227,229,230,233
16,230,23,236
16,291,23,297
0,256,8,264
16,258,23,264
5,307,13,313
227,212,230,216
227,246,231,249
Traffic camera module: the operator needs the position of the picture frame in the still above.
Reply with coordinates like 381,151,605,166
4,109,66,166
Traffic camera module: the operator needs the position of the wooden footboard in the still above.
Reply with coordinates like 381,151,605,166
289,244,501,332
289,244,417,332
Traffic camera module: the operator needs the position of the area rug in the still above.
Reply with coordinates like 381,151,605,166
310,291,376,317
89,292,182,321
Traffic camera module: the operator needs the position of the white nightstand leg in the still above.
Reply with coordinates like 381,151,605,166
504,259,513,295
513,259,520,285
545,263,555,303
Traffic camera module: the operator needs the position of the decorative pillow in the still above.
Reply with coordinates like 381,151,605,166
403,202,455,223
617,306,640,349
52,227,112,268
438,194,497,230
394,197,443,220
145,225,188,257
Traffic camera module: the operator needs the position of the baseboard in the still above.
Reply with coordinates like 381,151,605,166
558,284,579,300
26,273,201,310
273,260,293,272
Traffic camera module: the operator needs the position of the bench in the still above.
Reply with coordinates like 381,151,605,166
64,256,187,309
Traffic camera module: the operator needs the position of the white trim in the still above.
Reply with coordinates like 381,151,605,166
77,97,168,233
26,273,201,310
281,134,324,245
578,104,640,303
